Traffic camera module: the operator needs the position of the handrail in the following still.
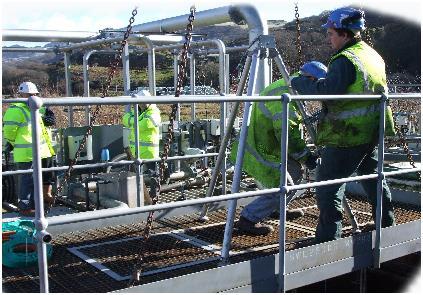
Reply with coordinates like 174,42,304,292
2,93,421,106
3,92,421,293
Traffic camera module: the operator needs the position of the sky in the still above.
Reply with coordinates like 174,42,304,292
1,0,421,47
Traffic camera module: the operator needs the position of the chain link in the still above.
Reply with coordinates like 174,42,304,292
294,3,303,70
52,8,138,206
128,6,196,287
393,122,421,180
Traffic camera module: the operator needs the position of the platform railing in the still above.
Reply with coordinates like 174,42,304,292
1,92,421,293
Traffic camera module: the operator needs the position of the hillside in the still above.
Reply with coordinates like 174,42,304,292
2,6,421,97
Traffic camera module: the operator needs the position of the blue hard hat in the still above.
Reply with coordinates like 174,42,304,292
300,61,328,79
322,7,366,32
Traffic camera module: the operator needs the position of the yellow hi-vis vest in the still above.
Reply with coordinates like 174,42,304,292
318,41,396,147
3,103,55,163
230,79,308,188
122,104,161,159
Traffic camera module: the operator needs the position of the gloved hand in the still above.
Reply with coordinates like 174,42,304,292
304,153,319,170
4,142,14,152
42,107,56,126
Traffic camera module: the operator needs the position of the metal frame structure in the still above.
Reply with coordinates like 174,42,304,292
2,92,421,293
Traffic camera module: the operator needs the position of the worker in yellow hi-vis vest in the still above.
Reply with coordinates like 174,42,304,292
3,82,56,216
122,90,161,173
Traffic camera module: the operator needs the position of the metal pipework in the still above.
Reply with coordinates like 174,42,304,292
2,152,227,176
27,95,50,293
126,4,268,92
45,160,421,228
1,47,56,53
2,29,97,42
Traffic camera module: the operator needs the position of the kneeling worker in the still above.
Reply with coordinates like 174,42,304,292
232,61,327,235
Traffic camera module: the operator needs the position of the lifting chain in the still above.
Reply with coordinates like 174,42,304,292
294,2,303,70
52,8,138,204
128,6,196,287
294,2,315,192
392,120,421,180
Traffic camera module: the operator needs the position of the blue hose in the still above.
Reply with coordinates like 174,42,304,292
2,220,53,268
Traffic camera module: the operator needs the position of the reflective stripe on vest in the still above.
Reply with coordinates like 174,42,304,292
264,85,289,96
258,102,298,121
14,138,47,149
327,103,379,120
130,141,159,147
342,49,372,93
245,142,280,169
3,121,29,127
143,114,160,127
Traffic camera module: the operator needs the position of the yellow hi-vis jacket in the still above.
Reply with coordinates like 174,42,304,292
3,103,55,163
230,79,308,188
318,41,396,147
122,104,161,159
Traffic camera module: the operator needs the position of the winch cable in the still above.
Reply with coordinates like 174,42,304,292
128,6,196,287
51,8,138,209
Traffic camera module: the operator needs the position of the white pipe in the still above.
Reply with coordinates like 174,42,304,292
2,29,97,42
125,4,268,92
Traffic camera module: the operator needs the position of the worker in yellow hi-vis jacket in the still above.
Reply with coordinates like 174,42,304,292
3,82,56,215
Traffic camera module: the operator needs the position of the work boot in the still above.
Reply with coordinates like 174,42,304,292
237,216,274,235
43,184,55,207
269,208,304,220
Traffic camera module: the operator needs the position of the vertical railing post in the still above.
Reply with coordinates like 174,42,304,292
132,94,142,207
122,43,131,95
173,50,181,122
278,93,290,292
64,51,73,127
83,50,97,125
147,47,157,96
374,93,387,268
28,95,50,293
220,51,260,262
189,53,196,120
219,47,228,202
220,93,227,199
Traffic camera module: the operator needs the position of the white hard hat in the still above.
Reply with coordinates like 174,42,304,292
18,82,39,94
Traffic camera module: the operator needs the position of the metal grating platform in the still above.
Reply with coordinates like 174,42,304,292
2,193,420,293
